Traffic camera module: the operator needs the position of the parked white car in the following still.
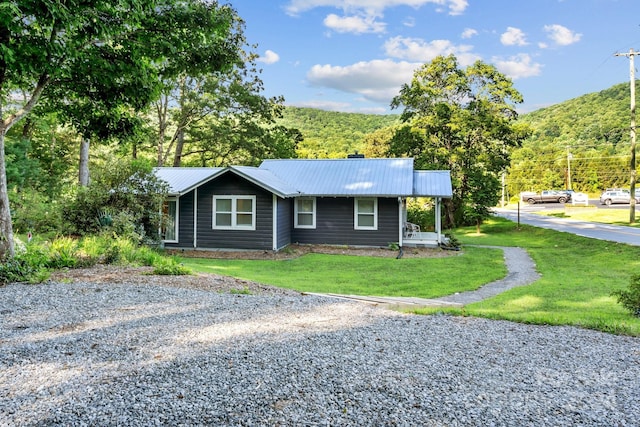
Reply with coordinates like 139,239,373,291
599,190,640,205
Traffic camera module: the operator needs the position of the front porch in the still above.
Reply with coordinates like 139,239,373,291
402,231,441,248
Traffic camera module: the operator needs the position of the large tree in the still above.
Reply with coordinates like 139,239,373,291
152,50,297,167
0,0,242,258
389,55,531,227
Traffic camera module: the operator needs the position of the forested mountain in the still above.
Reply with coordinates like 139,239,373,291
277,107,399,158
279,83,638,197
508,81,637,195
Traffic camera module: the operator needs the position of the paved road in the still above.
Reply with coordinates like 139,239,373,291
495,208,640,246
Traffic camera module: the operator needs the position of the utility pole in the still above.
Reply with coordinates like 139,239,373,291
615,48,639,224
566,147,572,190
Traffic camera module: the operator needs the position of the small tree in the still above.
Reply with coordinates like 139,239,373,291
612,275,640,317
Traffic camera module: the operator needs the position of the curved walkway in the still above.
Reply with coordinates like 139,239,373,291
310,246,540,309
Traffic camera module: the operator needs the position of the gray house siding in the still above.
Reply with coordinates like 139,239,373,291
164,191,194,249
276,198,292,249
292,197,399,247
195,173,274,250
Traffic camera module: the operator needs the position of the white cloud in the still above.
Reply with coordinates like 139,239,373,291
257,50,280,64
461,28,478,39
500,27,528,46
492,53,542,80
543,24,582,46
324,13,386,34
383,36,480,66
285,0,469,17
403,16,416,27
306,59,420,103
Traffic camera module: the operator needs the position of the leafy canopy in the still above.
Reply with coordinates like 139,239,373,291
389,54,531,227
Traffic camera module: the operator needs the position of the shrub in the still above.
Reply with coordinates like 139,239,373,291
152,258,191,276
61,158,168,241
612,275,640,317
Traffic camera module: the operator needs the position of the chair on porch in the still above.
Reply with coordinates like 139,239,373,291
403,221,421,239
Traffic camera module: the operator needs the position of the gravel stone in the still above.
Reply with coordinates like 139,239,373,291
1,280,639,426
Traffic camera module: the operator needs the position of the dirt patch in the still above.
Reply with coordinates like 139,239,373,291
48,245,458,296
167,243,456,260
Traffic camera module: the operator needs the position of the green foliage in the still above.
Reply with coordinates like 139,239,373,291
45,236,80,269
406,200,435,231
509,82,639,195
389,55,531,227
62,159,168,240
10,190,64,235
152,257,192,275
612,275,640,317
277,107,399,159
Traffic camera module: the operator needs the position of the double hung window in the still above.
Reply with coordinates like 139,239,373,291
213,196,256,230
354,198,377,230
295,198,316,228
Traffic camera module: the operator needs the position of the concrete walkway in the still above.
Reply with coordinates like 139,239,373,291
307,246,540,309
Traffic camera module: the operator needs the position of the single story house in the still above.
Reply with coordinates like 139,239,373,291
154,157,452,251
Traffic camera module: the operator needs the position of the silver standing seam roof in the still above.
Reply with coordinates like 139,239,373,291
259,158,416,197
155,159,452,198
154,167,223,195
413,171,453,197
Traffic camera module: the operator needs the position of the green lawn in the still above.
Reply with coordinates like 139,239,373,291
183,246,505,299
180,216,640,336
424,217,640,336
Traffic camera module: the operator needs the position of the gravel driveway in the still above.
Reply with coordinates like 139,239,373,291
1,280,639,426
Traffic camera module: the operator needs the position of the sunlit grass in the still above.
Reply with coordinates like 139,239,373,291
535,204,640,227
411,217,640,336
181,247,506,299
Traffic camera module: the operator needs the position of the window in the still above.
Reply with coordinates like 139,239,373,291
295,197,316,228
213,196,256,230
354,198,377,230
161,198,178,242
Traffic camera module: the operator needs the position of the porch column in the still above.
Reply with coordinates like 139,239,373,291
272,194,278,251
435,197,442,244
398,197,404,246
193,188,198,248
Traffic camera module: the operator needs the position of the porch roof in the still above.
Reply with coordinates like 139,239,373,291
413,171,453,197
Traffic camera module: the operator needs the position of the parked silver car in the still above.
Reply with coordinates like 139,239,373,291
599,190,640,205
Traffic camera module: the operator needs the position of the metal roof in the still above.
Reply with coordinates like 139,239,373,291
155,159,452,199
154,167,222,195
259,158,416,196
228,166,300,197
413,171,453,197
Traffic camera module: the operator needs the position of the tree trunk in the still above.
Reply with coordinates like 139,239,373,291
173,128,185,167
79,137,90,186
0,129,15,259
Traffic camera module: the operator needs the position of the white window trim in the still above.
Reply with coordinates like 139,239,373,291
212,195,256,230
354,197,378,230
162,197,179,243
294,197,316,229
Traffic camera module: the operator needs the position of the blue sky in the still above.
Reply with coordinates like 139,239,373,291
231,0,640,115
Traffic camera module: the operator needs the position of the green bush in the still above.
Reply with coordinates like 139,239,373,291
152,258,191,276
407,199,435,231
612,275,640,317
61,158,168,241
10,190,64,234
